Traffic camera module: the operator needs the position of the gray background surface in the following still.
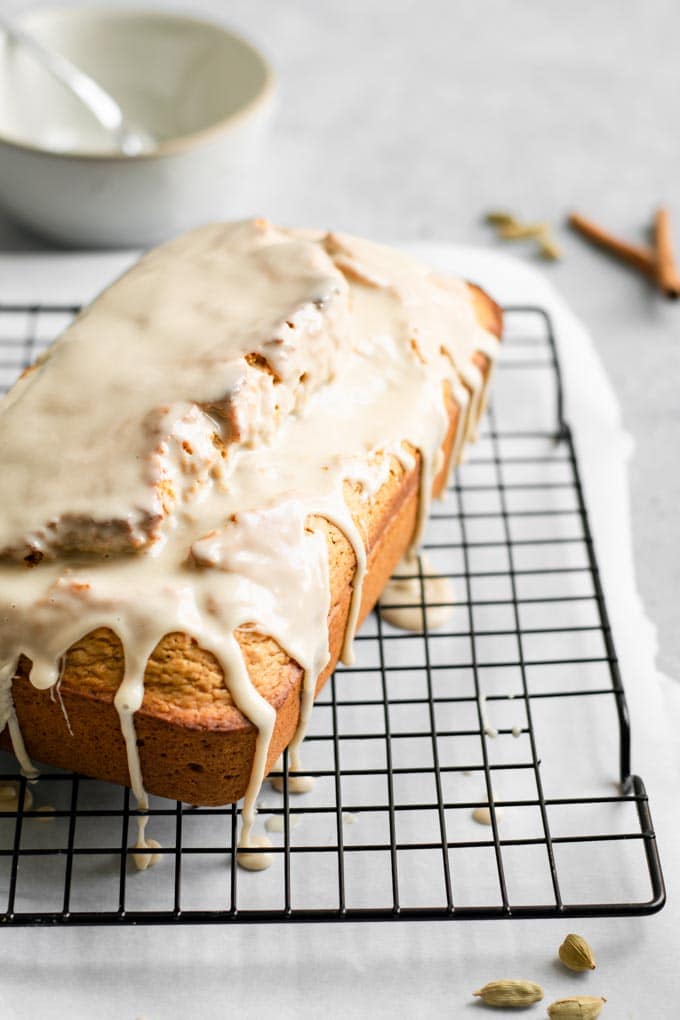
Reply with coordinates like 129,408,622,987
2,0,678,680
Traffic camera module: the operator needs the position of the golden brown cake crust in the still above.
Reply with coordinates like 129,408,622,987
1,284,501,805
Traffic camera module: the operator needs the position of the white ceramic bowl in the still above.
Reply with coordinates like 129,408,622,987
0,6,276,247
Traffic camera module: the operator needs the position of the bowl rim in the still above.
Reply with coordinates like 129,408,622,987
0,4,277,161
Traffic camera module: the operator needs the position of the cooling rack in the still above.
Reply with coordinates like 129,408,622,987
0,300,665,926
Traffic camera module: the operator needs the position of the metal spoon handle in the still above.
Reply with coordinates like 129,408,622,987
0,15,154,155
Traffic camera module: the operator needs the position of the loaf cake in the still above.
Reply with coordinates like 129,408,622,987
0,221,502,862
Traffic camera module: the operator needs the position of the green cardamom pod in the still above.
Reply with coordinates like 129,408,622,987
558,933,596,971
473,979,544,1007
547,995,606,1019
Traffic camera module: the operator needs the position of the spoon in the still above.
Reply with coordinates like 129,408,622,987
0,14,156,156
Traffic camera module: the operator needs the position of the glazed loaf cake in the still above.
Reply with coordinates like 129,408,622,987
0,222,501,844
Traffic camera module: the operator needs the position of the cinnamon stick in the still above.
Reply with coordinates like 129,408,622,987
568,212,656,279
653,207,680,299
569,211,680,298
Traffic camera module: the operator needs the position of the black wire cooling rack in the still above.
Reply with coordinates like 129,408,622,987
0,299,665,926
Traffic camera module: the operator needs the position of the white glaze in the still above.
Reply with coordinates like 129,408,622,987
472,805,503,826
269,754,316,795
0,663,39,779
133,835,162,872
236,834,273,872
265,812,302,834
270,774,316,795
0,781,32,811
379,551,454,632
52,662,74,737
479,693,498,739
0,220,499,859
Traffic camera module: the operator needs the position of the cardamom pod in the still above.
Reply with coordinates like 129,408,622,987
538,235,562,261
485,211,517,227
499,222,547,240
558,933,596,971
547,996,606,1019
485,209,562,262
473,979,544,1007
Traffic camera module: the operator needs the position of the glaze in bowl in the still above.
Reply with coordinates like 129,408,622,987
0,6,276,246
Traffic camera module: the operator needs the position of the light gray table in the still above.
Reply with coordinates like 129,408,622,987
3,0,677,678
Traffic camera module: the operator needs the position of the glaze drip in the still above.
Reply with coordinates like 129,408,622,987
379,551,455,632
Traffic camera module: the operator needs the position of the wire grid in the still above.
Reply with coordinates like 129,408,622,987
0,300,665,926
